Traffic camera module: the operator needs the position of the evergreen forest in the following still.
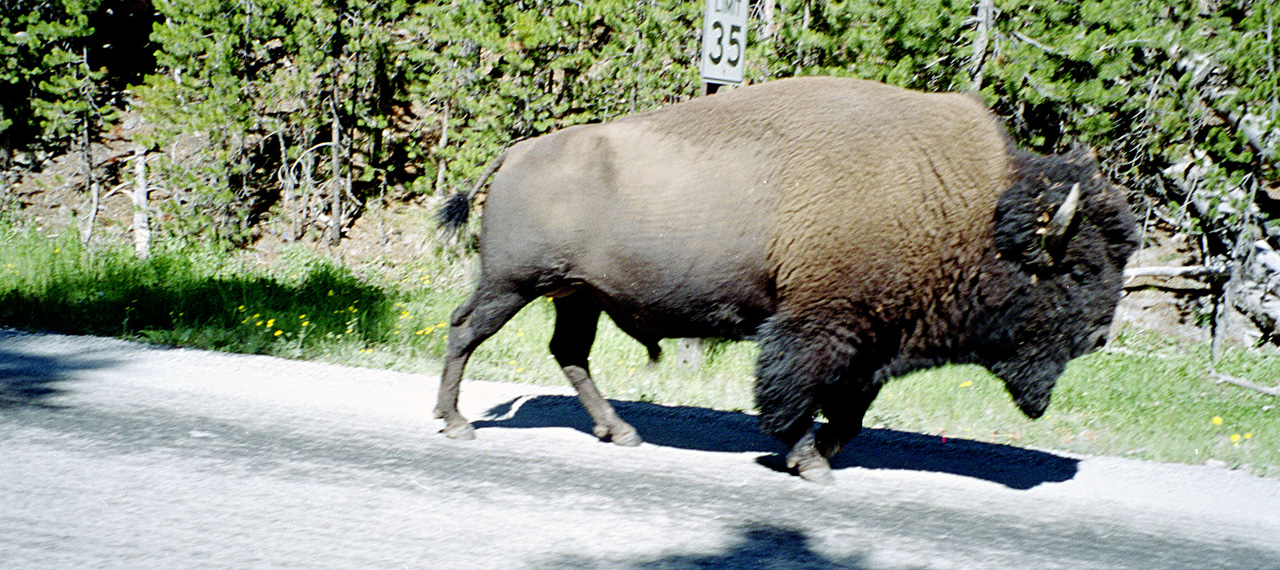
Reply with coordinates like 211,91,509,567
2,0,1278,344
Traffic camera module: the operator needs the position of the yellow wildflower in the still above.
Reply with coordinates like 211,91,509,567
960,381,973,388
274,330,283,337
1212,416,1224,426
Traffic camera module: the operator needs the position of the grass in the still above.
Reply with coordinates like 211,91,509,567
1,225,1277,477
867,329,1278,475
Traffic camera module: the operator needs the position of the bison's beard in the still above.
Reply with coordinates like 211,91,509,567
986,358,1065,419
1006,379,1053,419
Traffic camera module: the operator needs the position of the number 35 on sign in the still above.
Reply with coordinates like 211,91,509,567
700,0,748,85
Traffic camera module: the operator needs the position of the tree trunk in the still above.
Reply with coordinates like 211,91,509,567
82,182,99,246
677,338,705,369
969,0,997,91
0,102,11,201
329,93,344,246
435,99,450,195
301,129,315,240
759,0,777,41
80,110,98,247
277,131,297,242
132,147,150,259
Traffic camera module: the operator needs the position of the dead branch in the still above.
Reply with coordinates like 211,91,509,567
1012,31,1063,56
1212,371,1280,396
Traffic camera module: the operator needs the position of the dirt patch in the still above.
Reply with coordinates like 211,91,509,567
1116,229,1214,343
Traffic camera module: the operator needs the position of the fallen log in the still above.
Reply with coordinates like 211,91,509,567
1212,371,1280,396
1124,265,1231,279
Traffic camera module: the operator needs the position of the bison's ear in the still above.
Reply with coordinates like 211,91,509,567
994,178,1084,270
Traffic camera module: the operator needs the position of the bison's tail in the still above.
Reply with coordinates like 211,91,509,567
436,191,473,234
436,150,509,236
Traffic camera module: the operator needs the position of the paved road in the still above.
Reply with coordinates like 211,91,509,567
2,330,1278,569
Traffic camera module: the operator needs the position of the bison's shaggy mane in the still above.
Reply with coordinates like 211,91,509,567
994,146,1136,274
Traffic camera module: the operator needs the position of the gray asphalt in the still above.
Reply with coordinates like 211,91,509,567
2,330,1278,569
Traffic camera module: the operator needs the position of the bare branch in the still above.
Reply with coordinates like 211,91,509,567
1124,265,1231,279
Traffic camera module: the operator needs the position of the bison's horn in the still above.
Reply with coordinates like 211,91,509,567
1044,182,1080,250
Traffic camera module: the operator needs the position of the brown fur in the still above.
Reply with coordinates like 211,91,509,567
434,77,1138,482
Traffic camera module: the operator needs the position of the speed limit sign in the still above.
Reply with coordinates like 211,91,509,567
700,0,748,85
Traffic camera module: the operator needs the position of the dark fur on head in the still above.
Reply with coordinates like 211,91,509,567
753,146,1138,440
976,147,1139,416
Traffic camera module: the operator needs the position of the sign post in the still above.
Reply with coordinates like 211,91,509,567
700,0,748,94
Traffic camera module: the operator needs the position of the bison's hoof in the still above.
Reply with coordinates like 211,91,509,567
595,423,643,447
611,428,643,447
796,459,836,485
786,433,835,484
441,421,476,441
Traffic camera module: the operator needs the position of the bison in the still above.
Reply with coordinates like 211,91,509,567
434,77,1138,483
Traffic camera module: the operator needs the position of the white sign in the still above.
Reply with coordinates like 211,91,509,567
700,0,748,85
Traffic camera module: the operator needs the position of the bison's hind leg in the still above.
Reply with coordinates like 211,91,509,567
435,284,531,440
551,294,642,447
754,315,856,484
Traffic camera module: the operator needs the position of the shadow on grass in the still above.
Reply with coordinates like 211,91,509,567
0,329,121,408
475,395,1078,490
0,258,393,353
537,523,879,570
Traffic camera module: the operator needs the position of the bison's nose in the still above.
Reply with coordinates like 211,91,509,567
1015,394,1050,419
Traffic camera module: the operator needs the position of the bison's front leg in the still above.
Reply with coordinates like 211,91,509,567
812,379,882,458
768,382,883,483
551,295,642,447
754,315,854,484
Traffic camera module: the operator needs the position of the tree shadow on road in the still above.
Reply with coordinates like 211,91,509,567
0,329,120,408
474,395,1078,490
535,523,887,570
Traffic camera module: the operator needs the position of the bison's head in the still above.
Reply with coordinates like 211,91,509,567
977,146,1139,418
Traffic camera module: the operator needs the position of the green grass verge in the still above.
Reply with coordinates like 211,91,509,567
2,226,1276,476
